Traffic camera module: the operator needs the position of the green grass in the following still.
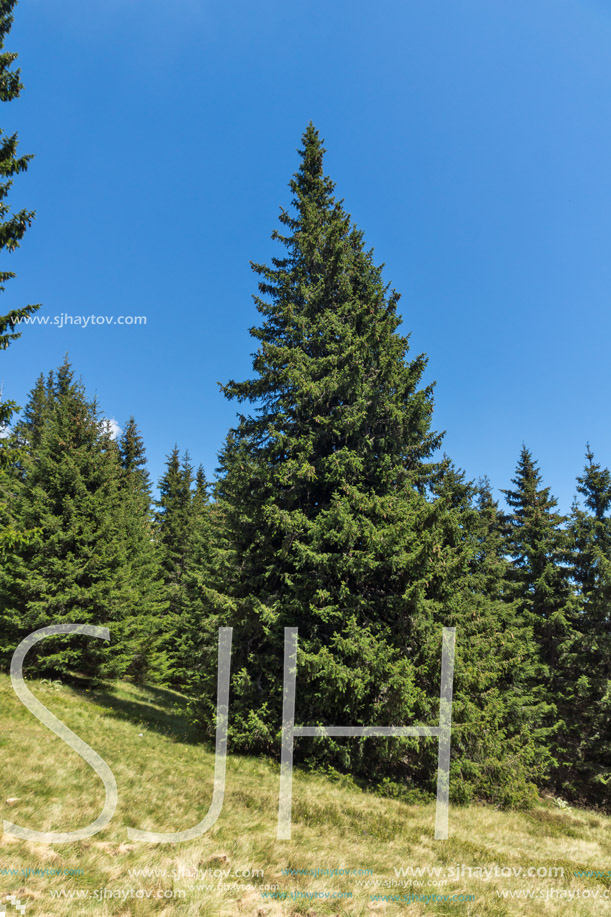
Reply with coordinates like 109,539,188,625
1,672,611,915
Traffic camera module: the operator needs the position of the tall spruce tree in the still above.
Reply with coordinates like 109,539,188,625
0,359,133,676
0,372,48,563
501,446,571,672
0,0,40,562
0,0,38,366
115,417,168,679
500,445,575,799
557,447,611,804
400,463,552,804
462,476,552,799
189,125,550,802
155,447,197,682
176,465,220,690
17,372,49,447
156,448,194,580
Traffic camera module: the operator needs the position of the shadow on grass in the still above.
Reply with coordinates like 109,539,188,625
68,674,205,746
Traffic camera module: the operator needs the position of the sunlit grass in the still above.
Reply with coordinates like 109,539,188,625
1,672,611,915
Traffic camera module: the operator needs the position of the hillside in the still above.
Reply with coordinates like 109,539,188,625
1,673,610,916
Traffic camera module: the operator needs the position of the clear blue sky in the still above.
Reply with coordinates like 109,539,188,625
2,0,610,511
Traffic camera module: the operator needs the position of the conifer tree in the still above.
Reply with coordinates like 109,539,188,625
156,448,194,580
115,417,167,678
176,465,219,689
200,125,441,778
402,464,552,804
17,372,50,448
557,448,611,803
189,126,550,801
462,476,553,798
0,359,131,675
0,0,40,560
0,372,48,561
119,417,150,487
155,448,197,682
0,0,38,364
501,446,571,671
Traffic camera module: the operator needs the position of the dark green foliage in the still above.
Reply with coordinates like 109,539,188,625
188,125,550,805
0,360,154,677
403,465,552,806
501,446,571,672
154,448,198,682
461,475,553,801
119,416,151,487
1,360,122,671
0,0,39,359
193,124,442,783
115,417,168,679
176,466,222,688
154,452,227,687
0,0,40,563
155,448,194,582
554,447,611,805
18,372,50,448
500,447,578,800
0,373,48,559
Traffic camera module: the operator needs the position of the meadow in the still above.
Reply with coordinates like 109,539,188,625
1,673,611,916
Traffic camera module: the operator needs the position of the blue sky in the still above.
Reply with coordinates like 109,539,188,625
2,0,610,510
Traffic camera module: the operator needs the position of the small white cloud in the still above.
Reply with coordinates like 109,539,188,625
102,418,122,440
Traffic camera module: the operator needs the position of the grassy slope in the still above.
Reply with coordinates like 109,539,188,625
1,673,610,917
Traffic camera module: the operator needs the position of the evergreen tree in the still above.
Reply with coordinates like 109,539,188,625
0,359,133,676
17,372,51,448
115,417,167,679
0,0,40,561
189,125,549,802
155,447,196,682
156,448,194,579
402,463,552,805
501,446,571,672
0,0,38,363
203,124,441,781
0,372,49,561
193,464,208,504
176,465,220,689
557,447,611,804
119,416,151,487
460,475,552,800
472,477,514,600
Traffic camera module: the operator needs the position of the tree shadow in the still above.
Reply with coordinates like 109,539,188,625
80,679,205,746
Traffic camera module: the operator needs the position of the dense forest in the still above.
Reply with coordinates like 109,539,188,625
1,0,610,815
